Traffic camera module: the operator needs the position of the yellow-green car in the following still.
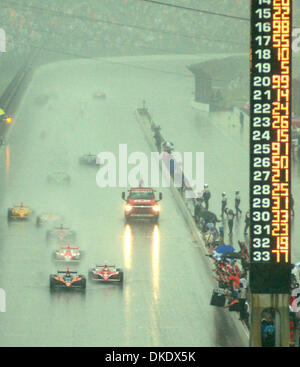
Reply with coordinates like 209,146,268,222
8,203,32,221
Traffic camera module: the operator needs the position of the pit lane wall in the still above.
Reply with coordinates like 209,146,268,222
0,49,38,138
135,105,251,333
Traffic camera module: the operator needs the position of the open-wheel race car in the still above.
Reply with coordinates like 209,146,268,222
78,153,98,166
46,224,76,243
49,268,86,291
47,172,71,185
36,212,64,227
8,203,33,221
53,243,81,262
88,263,124,284
94,92,106,99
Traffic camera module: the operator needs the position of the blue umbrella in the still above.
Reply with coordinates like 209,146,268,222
213,244,235,259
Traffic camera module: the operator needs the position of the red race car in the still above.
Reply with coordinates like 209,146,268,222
53,243,81,262
121,187,162,223
49,268,86,291
88,264,124,284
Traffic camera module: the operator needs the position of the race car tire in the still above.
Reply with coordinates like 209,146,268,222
52,252,60,260
118,271,124,284
7,208,13,222
124,215,130,223
36,216,41,227
79,277,86,289
88,270,94,280
49,276,56,290
152,216,159,224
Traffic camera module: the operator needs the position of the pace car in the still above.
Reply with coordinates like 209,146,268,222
78,153,98,166
49,268,86,290
36,212,64,227
53,243,80,262
7,203,32,221
46,224,76,243
88,264,124,284
121,187,162,223
47,172,70,184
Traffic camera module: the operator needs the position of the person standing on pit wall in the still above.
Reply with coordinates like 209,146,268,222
244,210,250,235
202,184,211,210
219,225,224,243
239,111,244,128
153,125,163,153
261,319,276,347
194,197,203,224
221,192,227,218
226,209,235,236
234,190,242,216
238,273,248,321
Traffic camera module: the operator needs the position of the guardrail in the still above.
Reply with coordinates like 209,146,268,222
0,48,38,137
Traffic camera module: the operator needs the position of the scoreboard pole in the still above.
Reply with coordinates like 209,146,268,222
250,0,292,346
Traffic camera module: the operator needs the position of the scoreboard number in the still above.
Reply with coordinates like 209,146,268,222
250,0,292,294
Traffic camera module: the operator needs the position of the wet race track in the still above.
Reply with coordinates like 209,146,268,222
0,56,250,346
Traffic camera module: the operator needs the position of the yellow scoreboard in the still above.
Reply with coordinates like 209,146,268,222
250,0,292,293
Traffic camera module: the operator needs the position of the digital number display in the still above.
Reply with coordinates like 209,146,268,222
250,0,292,294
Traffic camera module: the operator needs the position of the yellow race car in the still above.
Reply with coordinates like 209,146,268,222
8,203,32,221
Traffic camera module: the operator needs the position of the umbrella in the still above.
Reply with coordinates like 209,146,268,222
214,244,235,259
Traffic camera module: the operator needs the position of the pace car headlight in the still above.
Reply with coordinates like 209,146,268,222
152,205,160,212
124,204,132,212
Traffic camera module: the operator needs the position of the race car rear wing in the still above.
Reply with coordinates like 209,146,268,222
57,271,78,274
96,265,116,268
59,245,79,249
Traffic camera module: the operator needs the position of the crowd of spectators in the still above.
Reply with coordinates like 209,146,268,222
0,0,250,59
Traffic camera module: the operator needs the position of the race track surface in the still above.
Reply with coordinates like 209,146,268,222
0,57,248,347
